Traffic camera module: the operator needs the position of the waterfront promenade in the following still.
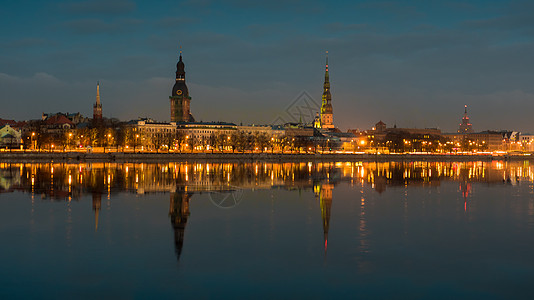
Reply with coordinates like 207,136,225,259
0,151,531,163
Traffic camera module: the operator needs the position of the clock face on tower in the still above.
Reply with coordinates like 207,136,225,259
176,90,182,95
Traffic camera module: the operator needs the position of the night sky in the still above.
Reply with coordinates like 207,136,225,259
1,0,533,132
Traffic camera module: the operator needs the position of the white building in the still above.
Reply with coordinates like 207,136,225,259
0,125,22,148
520,134,534,152
129,119,177,151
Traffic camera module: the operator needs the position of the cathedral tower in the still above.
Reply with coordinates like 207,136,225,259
320,51,334,129
93,81,102,121
170,49,194,122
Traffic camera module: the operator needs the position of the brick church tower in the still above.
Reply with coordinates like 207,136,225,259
170,49,194,122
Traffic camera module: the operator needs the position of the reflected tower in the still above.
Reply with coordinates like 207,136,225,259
315,183,334,254
460,181,471,212
92,192,102,232
169,191,192,261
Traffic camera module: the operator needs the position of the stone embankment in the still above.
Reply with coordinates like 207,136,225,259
0,151,530,163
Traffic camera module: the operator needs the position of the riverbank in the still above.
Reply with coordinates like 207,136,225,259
0,151,531,163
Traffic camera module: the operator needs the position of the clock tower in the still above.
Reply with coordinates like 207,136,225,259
170,50,194,122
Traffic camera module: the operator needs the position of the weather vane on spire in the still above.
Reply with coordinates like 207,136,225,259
179,45,182,55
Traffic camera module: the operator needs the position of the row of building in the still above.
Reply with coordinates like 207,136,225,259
1,50,532,153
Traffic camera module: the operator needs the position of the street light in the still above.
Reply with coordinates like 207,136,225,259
31,132,36,151
68,132,73,151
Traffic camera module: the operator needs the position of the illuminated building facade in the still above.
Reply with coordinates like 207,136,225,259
0,124,22,148
458,105,474,133
129,118,177,151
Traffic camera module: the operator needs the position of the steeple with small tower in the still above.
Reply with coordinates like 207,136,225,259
458,105,474,133
320,51,334,129
93,81,102,121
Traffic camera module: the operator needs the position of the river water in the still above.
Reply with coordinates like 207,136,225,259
0,161,533,299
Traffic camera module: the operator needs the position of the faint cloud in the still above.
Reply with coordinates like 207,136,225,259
462,14,534,31
442,1,477,11
323,22,367,33
63,19,115,34
0,72,63,85
156,17,196,27
226,0,323,13
62,18,143,34
356,1,425,19
2,38,51,49
246,23,284,38
181,0,212,7
59,0,136,15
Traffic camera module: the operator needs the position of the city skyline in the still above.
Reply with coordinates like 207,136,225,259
1,0,534,133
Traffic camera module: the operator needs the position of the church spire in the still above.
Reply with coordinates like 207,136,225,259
458,104,473,133
93,81,102,122
96,81,100,105
326,51,329,70
176,47,185,81
320,51,334,129
325,50,329,82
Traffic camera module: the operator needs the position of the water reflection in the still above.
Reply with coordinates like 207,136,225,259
1,160,533,263
170,191,191,261
3,161,532,197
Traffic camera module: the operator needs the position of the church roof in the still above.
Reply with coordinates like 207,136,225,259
0,118,26,128
0,118,17,127
44,114,74,126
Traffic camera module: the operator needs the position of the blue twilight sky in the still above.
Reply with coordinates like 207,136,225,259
1,0,533,132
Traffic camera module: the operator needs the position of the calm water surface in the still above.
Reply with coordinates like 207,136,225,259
1,161,534,299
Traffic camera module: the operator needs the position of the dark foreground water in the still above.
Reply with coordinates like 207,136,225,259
1,161,533,299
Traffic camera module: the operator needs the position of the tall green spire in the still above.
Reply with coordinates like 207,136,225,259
320,50,334,129
321,51,332,114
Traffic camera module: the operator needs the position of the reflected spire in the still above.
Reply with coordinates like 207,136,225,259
316,183,333,255
460,181,471,212
169,191,191,262
92,193,102,232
